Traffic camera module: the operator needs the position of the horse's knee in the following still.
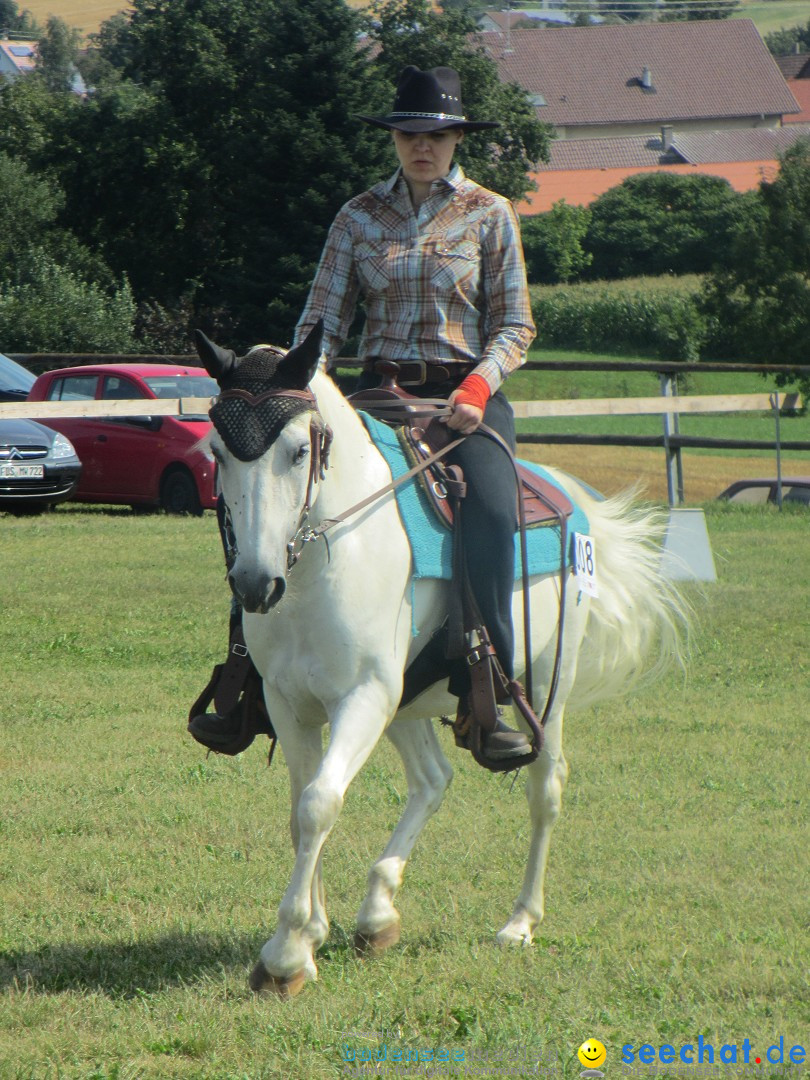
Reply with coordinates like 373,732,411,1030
297,780,343,840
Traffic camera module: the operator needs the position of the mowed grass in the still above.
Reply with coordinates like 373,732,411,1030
0,490,807,1079
735,0,810,36
19,0,810,39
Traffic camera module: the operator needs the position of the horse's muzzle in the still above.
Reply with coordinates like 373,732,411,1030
229,569,286,613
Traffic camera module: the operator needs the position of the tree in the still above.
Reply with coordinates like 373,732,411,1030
439,0,491,16
0,0,551,348
0,151,62,268
598,0,657,23
368,0,552,201
0,255,135,352
29,0,392,346
658,0,740,20
520,201,592,283
585,172,758,279
76,14,134,89
0,149,115,286
0,151,134,349
700,139,810,392
765,20,810,56
0,0,38,34
36,16,82,92
0,72,76,161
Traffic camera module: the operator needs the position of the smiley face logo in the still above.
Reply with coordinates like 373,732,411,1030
578,1039,607,1069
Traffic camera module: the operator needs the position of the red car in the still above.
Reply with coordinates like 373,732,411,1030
28,364,219,514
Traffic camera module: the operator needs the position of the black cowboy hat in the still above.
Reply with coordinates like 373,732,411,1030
356,65,499,133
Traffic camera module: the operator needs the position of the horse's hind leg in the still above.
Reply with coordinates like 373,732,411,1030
496,702,568,947
355,715,452,953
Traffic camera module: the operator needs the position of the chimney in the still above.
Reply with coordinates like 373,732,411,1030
661,124,674,151
641,65,653,89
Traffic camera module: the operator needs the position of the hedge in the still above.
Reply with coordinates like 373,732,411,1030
530,276,706,361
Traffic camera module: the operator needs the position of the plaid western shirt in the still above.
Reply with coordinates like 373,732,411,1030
293,165,536,394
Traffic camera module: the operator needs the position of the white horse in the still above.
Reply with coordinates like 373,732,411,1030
194,324,688,997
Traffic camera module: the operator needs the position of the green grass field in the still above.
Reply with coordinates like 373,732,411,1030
17,0,810,40
0,499,806,1079
508,349,810,466
735,0,810,37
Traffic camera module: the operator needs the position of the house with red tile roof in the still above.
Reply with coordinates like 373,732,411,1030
477,20,804,212
517,123,810,212
785,79,810,123
775,52,810,124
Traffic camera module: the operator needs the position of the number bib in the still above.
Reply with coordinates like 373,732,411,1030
573,532,598,597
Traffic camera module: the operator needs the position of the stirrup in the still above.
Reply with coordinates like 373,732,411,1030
187,636,276,759
449,631,542,774
452,699,533,766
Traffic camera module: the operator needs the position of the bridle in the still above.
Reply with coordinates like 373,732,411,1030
213,384,333,573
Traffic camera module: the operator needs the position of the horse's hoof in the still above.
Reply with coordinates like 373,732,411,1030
495,912,537,947
248,961,307,998
354,918,401,956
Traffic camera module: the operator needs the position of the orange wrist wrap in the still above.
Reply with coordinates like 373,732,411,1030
453,373,491,412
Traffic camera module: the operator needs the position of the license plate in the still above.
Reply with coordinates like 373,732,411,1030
0,463,44,479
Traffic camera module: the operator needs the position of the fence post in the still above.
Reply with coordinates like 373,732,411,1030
660,372,684,507
770,392,783,510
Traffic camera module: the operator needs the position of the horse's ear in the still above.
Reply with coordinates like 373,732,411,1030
278,319,324,388
194,329,238,384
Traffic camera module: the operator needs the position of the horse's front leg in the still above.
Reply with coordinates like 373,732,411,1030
355,715,453,953
274,706,328,976
250,681,394,994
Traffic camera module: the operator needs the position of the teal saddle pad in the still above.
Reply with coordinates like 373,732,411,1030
360,412,590,581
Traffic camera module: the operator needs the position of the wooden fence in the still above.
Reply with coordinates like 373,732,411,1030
4,354,809,507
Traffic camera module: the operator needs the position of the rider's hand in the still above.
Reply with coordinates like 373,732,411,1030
445,391,484,435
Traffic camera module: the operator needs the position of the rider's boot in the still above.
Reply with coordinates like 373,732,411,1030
452,697,533,762
187,616,275,756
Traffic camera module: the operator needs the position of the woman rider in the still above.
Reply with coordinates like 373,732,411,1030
189,65,536,767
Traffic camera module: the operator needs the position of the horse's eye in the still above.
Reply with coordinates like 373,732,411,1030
293,444,310,466
211,445,225,465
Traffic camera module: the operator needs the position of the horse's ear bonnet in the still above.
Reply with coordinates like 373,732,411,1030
195,322,324,462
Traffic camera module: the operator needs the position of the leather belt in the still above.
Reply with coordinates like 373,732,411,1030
365,358,474,387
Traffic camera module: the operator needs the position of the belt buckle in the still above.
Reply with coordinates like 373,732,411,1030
399,359,427,387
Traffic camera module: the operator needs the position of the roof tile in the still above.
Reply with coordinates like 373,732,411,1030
480,21,799,127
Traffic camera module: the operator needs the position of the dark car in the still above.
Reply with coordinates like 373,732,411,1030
717,477,810,506
0,416,82,514
0,351,36,402
0,353,82,513
28,363,218,515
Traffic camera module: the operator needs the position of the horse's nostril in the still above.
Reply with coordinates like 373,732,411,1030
267,577,287,608
227,568,285,613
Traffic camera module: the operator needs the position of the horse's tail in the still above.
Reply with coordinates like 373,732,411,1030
551,474,692,710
